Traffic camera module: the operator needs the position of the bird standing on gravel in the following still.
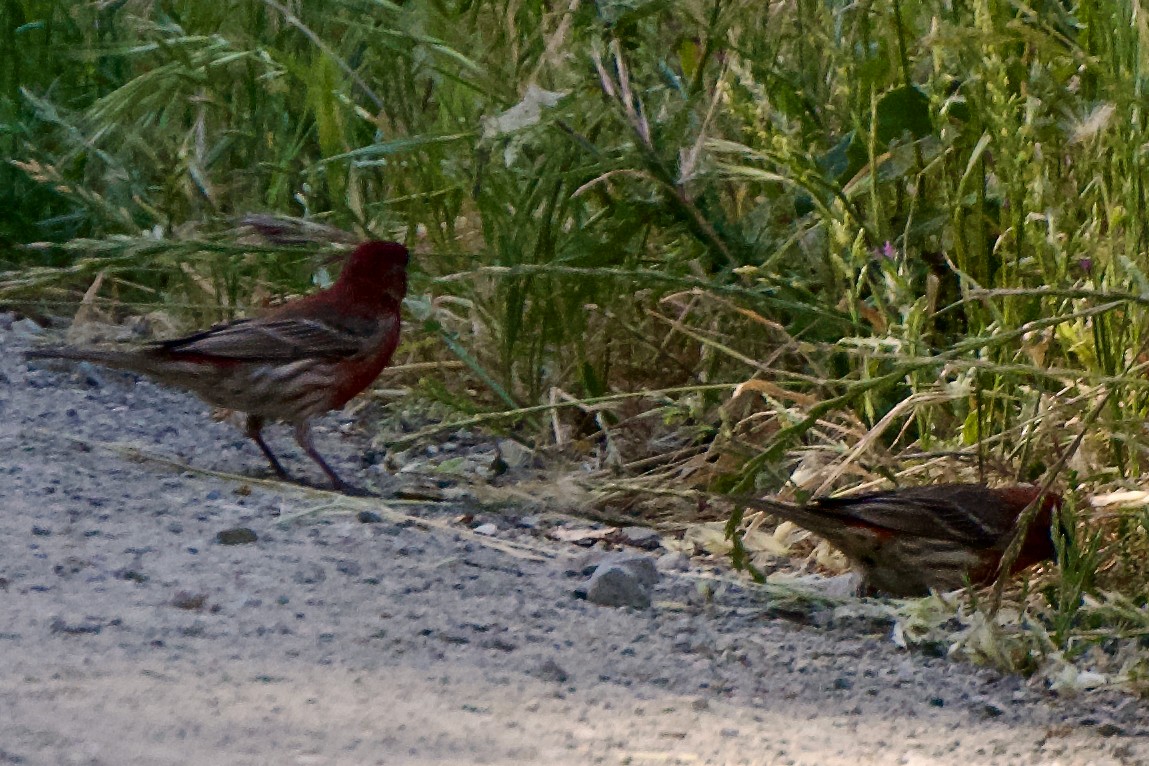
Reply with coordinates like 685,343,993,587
26,240,409,493
731,483,1062,597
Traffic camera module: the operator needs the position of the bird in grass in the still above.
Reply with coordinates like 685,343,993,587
730,483,1062,597
26,241,409,493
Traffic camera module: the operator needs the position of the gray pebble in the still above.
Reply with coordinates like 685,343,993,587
581,565,652,609
976,698,1005,718
293,563,327,585
596,552,658,588
74,362,105,388
656,551,691,572
620,526,663,550
216,527,258,545
1096,721,1125,737
533,658,569,683
49,616,102,635
12,318,43,338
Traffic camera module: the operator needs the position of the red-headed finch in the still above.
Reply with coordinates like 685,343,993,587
731,483,1061,597
27,240,409,492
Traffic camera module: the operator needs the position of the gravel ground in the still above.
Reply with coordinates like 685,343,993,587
2,319,1148,766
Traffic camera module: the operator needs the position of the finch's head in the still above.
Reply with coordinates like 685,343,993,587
998,486,1065,573
336,241,410,304
349,240,409,273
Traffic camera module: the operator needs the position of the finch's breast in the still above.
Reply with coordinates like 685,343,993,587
187,359,339,424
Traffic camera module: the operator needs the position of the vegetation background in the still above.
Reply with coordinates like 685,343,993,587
4,0,1149,688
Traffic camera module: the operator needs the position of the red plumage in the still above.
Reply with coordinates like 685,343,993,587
27,241,409,491
731,483,1061,597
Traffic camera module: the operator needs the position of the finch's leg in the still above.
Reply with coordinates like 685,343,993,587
292,421,357,492
245,415,290,479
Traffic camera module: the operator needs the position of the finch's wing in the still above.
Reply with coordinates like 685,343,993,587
158,314,390,361
813,485,1009,546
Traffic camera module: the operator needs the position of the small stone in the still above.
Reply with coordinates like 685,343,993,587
53,557,89,577
487,453,509,478
75,362,105,388
583,565,651,609
720,728,739,738
293,563,326,585
533,658,569,683
656,551,690,572
179,621,207,638
595,553,658,588
359,448,385,467
31,526,51,537
12,318,44,337
690,697,709,711
496,439,534,469
619,526,663,550
49,617,102,635
1096,721,1125,737
565,550,609,578
216,527,258,545
336,559,362,577
394,484,445,501
929,697,945,707
833,677,853,691
473,523,499,536
357,511,383,524
977,698,1005,718
171,592,208,611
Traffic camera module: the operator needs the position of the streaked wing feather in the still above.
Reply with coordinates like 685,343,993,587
814,486,1006,546
160,316,382,360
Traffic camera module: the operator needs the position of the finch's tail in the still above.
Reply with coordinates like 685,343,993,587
25,346,160,375
725,494,867,545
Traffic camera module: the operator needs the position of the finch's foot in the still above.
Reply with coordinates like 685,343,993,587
331,481,377,498
291,421,363,493
290,476,377,497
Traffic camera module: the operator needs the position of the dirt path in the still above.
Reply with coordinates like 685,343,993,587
2,322,1146,765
